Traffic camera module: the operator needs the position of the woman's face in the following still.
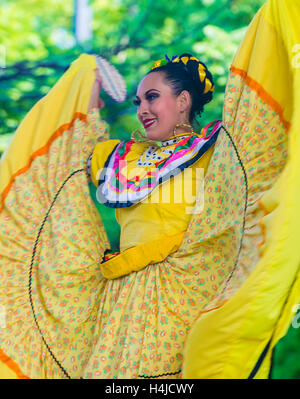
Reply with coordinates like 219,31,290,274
135,71,190,141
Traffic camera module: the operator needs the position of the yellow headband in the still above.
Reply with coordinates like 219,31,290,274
152,55,214,94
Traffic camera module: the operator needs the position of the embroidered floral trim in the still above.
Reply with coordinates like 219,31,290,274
96,121,222,208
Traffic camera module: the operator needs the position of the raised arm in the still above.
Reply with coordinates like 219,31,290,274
88,68,105,112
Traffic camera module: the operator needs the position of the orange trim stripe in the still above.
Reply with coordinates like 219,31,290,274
0,112,87,214
195,299,229,321
0,348,30,379
230,65,291,131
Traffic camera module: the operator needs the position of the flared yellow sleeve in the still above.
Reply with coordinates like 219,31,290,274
182,0,300,379
101,143,216,279
0,54,112,379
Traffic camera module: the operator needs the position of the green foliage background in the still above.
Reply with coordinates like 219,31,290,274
0,0,299,379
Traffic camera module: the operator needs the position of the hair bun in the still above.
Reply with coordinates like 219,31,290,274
177,53,214,96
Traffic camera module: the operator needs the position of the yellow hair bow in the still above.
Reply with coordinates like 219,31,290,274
151,55,214,93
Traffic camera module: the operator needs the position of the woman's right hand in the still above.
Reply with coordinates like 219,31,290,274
88,68,105,111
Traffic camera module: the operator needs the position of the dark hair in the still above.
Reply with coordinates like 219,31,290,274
146,53,214,124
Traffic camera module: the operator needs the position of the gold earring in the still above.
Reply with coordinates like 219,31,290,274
173,123,194,138
131,129,146,141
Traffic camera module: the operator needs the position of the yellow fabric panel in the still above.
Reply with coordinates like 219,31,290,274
0,347,29,379
182,0,300,379
272,268,300,347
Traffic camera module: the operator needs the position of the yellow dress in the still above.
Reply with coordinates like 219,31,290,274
0,0,299,379
88,129,216,279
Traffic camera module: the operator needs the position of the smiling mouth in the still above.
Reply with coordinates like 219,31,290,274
143,119,156,129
